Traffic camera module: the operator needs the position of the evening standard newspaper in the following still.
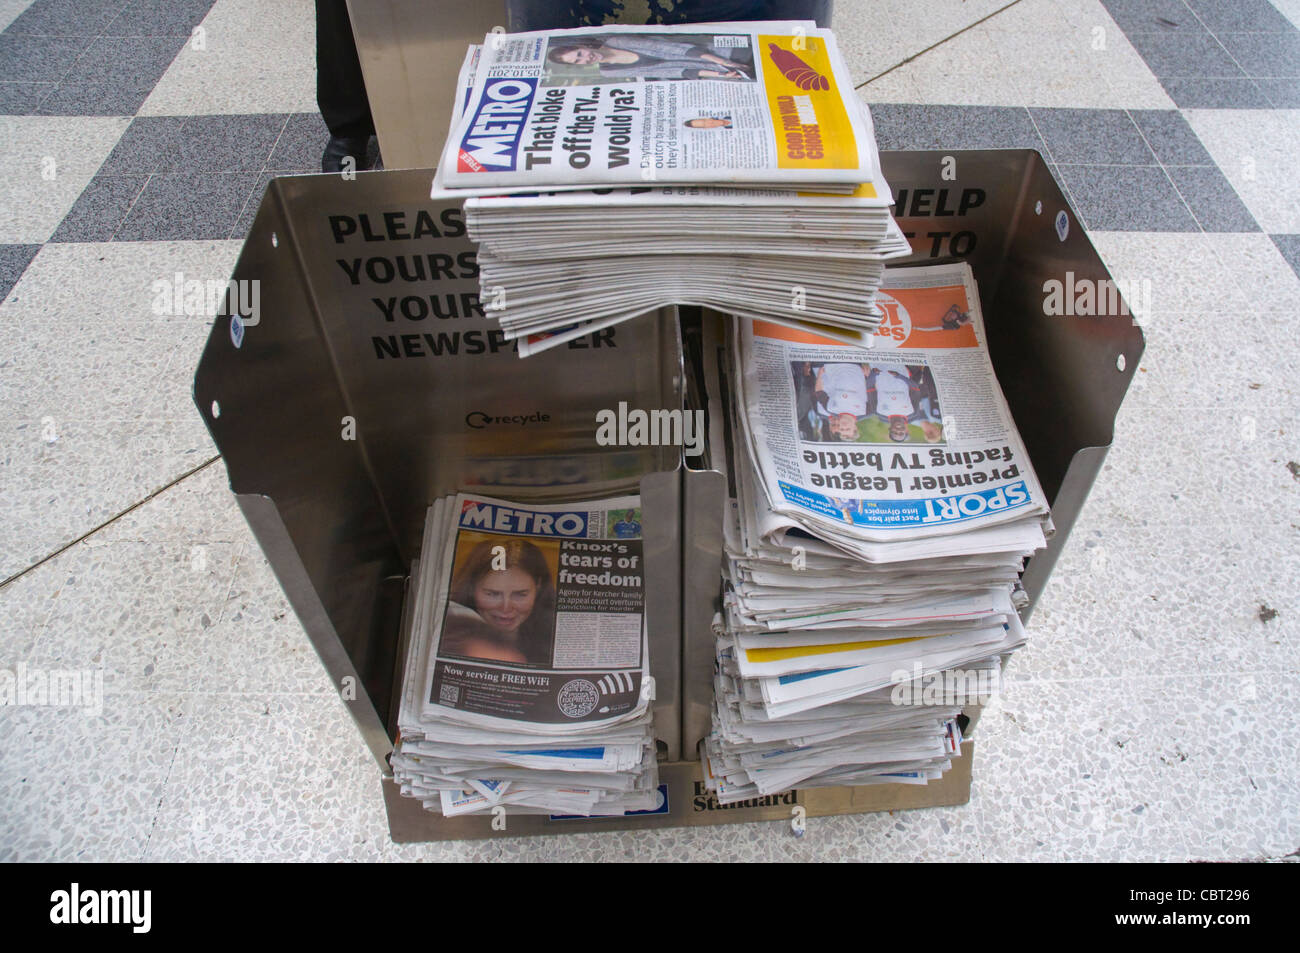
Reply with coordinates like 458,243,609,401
736,262,1051,544
417,492,654,734
436,21,877,190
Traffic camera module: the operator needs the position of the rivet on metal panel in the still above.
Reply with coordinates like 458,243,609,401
210,400,221,419
1116,354,1126,373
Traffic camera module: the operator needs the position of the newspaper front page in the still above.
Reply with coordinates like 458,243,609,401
737,262,1050,542
418,492,653,734
439,22,875,189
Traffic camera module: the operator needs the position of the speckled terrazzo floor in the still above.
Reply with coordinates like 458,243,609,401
1,0,1297,861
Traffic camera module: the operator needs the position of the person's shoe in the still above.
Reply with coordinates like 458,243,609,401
322,135,372,173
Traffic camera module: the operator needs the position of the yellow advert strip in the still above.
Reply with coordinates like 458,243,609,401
795,183,880,199
742,634,926,664
760,34,859,172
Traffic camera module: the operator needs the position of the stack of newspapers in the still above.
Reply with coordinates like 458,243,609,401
392,493,661,817
699,262,1053,803
432,21,911,356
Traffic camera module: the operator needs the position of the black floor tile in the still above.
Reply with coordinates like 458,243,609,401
868,104,1042,152
4,0,123,37
268,113,331,172
162,114,288,173
1183,0,1297,33
1129,109,1215,166
1165,165,1260,231
1029,108,1154,165
0,81,52,113
113,171,258,241
1098,0,1200,33
35,82,149,116
1216,31,1300,78
58,35,187,90
1270,234,1300,280
1054,164,1199,231
1127,30,1248,76
104,0,217,37
1160,75,1272,106
49,174,147,242
1257,77,1300,106
0,34,88,83
98,116,187,174
0,244,41,303
230,172,276,240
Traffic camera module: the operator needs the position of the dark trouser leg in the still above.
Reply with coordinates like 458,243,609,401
316,0,374,140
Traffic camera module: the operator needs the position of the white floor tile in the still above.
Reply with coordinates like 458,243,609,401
0,693,191,862
0,242,239,577
0,117,130,243
0,418,216,579
95,456,246,544
139,0,316,115
1184,109,1300,233
1271,0,1300,31
27,538,242,693
0,0,33,33
0,239,242,324
143,692,386,861
859,0,1174,108
834,0,1014,84
1088,231,1248,320
1207,231,1300,314
196,545,335,696
0,554,66,660
970,679,1194,862
1125,673,1300,861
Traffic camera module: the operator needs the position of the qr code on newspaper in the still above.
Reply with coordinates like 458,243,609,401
439,684,460,706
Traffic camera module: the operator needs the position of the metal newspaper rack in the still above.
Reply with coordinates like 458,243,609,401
193,151,1143,841
189,150,1138,842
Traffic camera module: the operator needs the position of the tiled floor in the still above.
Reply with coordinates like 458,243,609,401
0,0,1297,862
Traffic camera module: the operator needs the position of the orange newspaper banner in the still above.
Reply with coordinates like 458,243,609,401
754,279,977,351
875,283,977,349
760,34,859,173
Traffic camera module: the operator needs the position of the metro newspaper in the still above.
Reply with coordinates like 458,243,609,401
436,21,877,190
417,493,652,733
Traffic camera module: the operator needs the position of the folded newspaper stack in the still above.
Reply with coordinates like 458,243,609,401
433,22,911,356
699,262,1052,802
392,493,661,817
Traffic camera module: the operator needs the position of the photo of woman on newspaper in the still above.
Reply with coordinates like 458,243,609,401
441,536,558,666
793,361,945,445
543,32,756,84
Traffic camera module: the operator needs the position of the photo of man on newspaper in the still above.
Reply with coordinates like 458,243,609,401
793,361,945,445
441,533,559,666
542,32,756,85
609,508,643,538
684,115,733,129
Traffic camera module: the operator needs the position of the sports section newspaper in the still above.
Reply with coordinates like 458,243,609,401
701,263,1050,801
390,23,1052,818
